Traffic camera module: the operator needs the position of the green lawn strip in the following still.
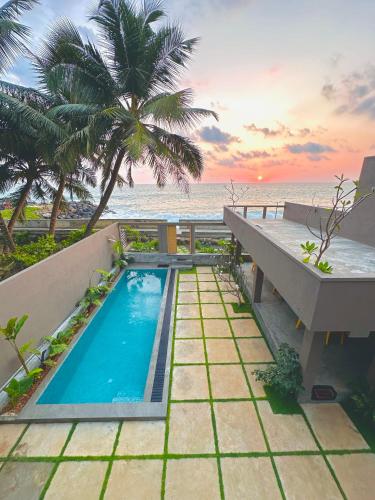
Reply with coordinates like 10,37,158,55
178,267,197,275
99,422,123,499
229,302,252,314
39,422,77,499
264,386,303,415
341,401,375,452
0,423,30,472
1,206,41,220
215,273,287,500
197,276,225,500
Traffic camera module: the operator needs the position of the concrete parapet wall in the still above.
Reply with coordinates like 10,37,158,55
0,223,120,387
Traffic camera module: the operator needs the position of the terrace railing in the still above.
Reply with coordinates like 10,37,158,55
229,203,285,220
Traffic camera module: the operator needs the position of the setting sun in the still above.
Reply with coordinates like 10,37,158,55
257,175,263,181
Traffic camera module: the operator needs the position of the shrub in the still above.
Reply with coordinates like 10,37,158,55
124,225,142,242
253,343,303,398
3,368,42,406
60,225,87,248
11,235,58,268
131,239,158,252
349,378,375,423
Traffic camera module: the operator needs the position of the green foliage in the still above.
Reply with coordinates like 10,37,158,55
96,268,113,283
112,240,123,256
80,284,110,309
317,261,333,274
265,385,303,415
0,206,40,220
3,368,42,405
131,239,158,252
0,314,28,341
56,327,75,343
124,225,142,243
231,302,251,314
44,336,68,358
300,241,318,263
69,313,87,329
60,226,87,248
195,240,218,253
253,343,303,398
11,235,58,268
349,378,375,423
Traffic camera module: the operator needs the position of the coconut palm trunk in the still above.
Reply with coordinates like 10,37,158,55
7,177,33,234
49,174,66,236
85,150,125,235
0,212,16,252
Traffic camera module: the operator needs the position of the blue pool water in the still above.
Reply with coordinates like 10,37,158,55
38,269,167,404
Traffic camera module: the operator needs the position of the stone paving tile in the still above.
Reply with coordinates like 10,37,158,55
328,453,375,500
221,291,244,303
198,281,219,291
203,319,232,337
225,304,252,318
217,280,235,292
0,424,26,457
116,421,165,455
174,339,205,363
199,291,222,303
275,455,342,500
168,403,215,454
197,273,216,281
214,401,267,453
165,458,220,500
237,338,274,362
221,457,281,500
0,461,53,500
245,364,270,397
230,318,261,337
12,423,71,457
176,304,200,319
175,319,202,338
302,403,369,450
178,281,197,292
196,266,213,273
64,422,118,456
179,274,197,282
201,303,227,318
257,401,318,452
206,339,240,363
105,460,163,499
172,365,209,400
177,291,199,304
45,461,107,500
209,364,250,399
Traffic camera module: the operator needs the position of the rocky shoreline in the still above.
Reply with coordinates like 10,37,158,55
0,199,112,219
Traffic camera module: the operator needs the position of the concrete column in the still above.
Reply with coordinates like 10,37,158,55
158,225,168,253
189,224,196,254
252,266,264,303
299,329,325,401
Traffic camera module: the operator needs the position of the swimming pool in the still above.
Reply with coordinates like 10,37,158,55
37,268,168,405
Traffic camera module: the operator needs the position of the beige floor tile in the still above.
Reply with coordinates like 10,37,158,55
201,303,226,318
328,453,375,500
176,304,200,319
174,339,205,363
0,424,26,457
231,319,261,337
214,401,266,452
165,458,220,500
210,365,250,399
302,403,369,450
206,339,239,363
222,291,244,303
105,460,162,500
203,319,232,337
199,292,222,303
221,457,281,500
258,401,318,452
275,455,342,500
168,403,215,454
116,421,165,455
178,282,197,292
218,280,236,292
172,365,209,400
225,304,252,318
178,292,199,304
245,364,270,397
13,423,71,457
0,461,53,500
46,462,106,500
175,320,202,338
64,422,118,456
197,273,216,281
237,338,273,362
198,281,219,291
197,266,213,273
179,274,197,282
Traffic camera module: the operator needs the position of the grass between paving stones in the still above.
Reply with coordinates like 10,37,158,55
265,386,303,415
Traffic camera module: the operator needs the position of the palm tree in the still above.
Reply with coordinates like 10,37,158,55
0,0,39,250
43,0,217,235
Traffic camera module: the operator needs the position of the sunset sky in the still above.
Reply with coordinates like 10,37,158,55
8,0,375,183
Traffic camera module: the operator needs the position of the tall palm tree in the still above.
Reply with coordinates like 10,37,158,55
0,0,39,251
44,0,217,235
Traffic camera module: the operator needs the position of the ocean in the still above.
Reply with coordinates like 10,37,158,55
98,182,336,220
